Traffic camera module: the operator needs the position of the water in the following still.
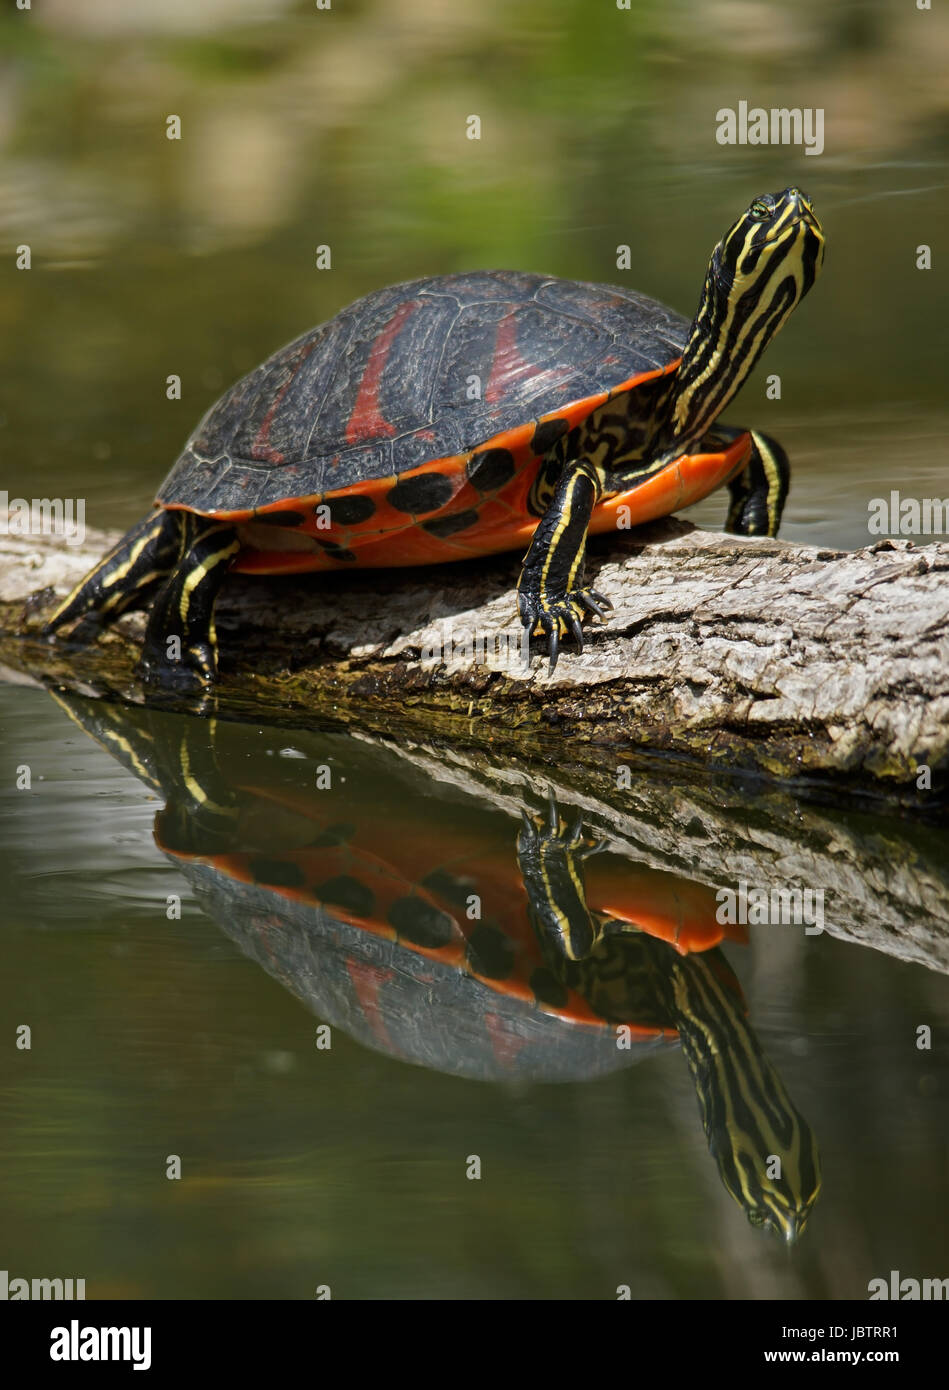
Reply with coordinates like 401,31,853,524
1,682,947,1299
1,0,947,1301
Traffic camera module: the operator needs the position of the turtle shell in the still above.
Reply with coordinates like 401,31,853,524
155,272,749,575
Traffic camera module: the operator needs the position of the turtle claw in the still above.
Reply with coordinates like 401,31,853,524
518,585,610,673
547,625,559,674
579,589,612,620
540,789,604,857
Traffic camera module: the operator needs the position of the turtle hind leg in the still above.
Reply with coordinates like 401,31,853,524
721,428,791,538
140,514,240,688
44,510,184,639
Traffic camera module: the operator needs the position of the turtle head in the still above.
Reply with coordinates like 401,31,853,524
741,1160,822,1245
670,187,824,442
711,187,824,305
702,1054,823,1246
670,946,823,1246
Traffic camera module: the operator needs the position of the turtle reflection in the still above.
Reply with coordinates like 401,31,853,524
53,691,821,1242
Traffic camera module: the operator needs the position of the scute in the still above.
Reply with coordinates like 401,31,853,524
157,270,690,514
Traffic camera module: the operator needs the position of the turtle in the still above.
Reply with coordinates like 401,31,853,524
44,187,824,682
53,689,822,1240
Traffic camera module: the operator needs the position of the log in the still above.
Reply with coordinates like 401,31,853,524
1,513,948,796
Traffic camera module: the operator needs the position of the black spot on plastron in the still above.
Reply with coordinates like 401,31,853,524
315,874,375,917
422,509,480,539
388,894,456,948
252,509,306,527
315,539,358,562
529,966,568,1008
249,857,306,889
465,923,516,980
467,447,516,493
326,494,376,526
306,821,356,849
421,868,476,907
531,418,569,456
387,471,455,515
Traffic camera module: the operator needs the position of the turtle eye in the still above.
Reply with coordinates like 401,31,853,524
749,197,773,220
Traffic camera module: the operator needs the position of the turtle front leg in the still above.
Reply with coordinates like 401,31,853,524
713,426,791,538
516,458,613,672
517,790,608,962
140,514,240,687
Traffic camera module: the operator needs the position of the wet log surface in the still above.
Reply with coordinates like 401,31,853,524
1,514,948,797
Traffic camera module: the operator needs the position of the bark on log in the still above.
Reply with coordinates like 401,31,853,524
1,515,948,796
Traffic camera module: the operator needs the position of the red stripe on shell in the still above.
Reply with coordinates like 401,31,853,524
344,300,419,445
